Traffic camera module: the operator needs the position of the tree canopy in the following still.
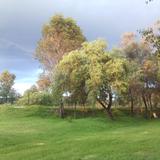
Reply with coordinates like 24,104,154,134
17,15,160,120
53,40,128,119
35,14,86,71
0,71,16,102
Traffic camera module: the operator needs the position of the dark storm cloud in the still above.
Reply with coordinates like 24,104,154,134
0,0,159,93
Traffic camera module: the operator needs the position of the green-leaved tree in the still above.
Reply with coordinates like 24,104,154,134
0,70,16,103
36,14,86,71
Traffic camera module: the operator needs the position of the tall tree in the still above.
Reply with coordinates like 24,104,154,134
120,32,153,116
120,30,160,118
53,40,127,119
0,71,16,103
35,14,86,71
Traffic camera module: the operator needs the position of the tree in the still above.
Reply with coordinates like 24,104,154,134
35,14,86,71
141,20,160,59
23,85,38,105
140,22,160,117
36,74,51,91
0,71,16,103
120,32,154,116
53,40,127,119
24,85,38,95
8,89,21,104
119,30,160,118
120,32,151,63
140,58,160,118
53,48,89,118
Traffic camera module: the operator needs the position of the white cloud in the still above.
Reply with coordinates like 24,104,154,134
13,82,33,95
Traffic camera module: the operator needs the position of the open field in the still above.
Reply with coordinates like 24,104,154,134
0,105,160,160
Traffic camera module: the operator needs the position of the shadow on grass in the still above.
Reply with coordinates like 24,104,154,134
26,106,150,126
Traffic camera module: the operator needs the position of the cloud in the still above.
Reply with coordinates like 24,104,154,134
13,82,33,95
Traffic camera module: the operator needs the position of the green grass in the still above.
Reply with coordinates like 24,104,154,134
0,105,160,160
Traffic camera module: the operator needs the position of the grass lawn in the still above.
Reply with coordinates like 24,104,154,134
0,105,160,160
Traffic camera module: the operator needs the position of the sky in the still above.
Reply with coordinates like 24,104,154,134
0,0,160,94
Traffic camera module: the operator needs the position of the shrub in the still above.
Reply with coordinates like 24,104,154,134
17,92,55,106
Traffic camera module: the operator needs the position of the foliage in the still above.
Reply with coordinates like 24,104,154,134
35,14,86,71
141,20,160,59
36,73,51,91
120,30,160,117
0,70,16,103
17,91,54,106
53,40,128,118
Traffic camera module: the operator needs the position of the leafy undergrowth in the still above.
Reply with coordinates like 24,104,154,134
0,105,160,160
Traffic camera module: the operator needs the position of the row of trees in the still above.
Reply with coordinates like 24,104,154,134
21,15,160,119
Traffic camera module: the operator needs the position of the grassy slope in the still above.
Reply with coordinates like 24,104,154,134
0,105,160,160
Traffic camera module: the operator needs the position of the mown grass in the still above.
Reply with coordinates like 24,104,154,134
0,105,160,160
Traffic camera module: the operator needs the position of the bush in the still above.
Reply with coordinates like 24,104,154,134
17,92,55,106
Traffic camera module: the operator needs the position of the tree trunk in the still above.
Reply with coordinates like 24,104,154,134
5,96,8,103
107,92,113,119
129,89,134,116
106,108,114,120
149,95,153,119
83,104,86,117
97,92,113,120
130,97,134,116
142,95,148,119
74,102,77,119
59,101,65,118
